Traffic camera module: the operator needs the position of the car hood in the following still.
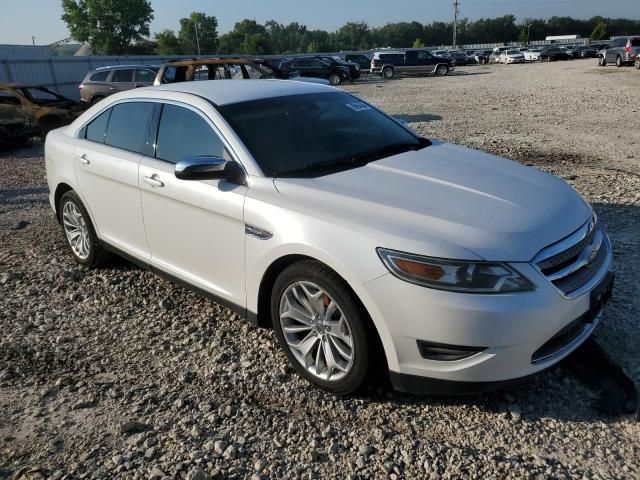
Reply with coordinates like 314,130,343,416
273,141,591,262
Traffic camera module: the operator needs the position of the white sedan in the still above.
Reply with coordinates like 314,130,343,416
45,80,614,395
524,48,542,61
499,49,526,64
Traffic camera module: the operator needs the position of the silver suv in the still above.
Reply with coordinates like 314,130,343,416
599,37,640,67
79,65,159,104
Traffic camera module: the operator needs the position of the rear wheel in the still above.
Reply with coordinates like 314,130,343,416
435,65,449,76
58,191,109,268
271,260,372,395
636,57,640,69
598,56,606,66
381,67,394,79
616,55,623,67
328,73,342,85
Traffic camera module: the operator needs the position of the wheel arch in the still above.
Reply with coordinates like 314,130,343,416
254,253,390,370
54,182,74,220
52,181,100,238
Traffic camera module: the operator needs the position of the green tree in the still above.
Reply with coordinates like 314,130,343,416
218,20,272,55
412,38,425,48
61,0,153,55
519,28,528,46
155,29,182,55
334,22,370,50
178,12,218,54
590,21,608,41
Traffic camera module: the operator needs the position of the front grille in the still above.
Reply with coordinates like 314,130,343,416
534,217,609,297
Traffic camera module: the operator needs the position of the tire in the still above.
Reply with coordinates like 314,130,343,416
616,56,623,67
381,67,394,79
636,58,640,69
435,65,449,76
599,56,606,66
328,73,342,85
58,191,109,268
539,57,543,63
271,260,373,395
546,56,551,62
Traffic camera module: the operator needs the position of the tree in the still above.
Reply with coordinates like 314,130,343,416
334,22,371,50
591,21,608,41
61,0,153,55
218,20,272,55
178,12,218,54
155,29,182,55
519,28,528,46
412,38,425,48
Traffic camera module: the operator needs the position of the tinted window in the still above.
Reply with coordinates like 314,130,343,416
218,92,422,178
105,102,154,153
90,71,109,82
111,69,133,82
135,69,156,83
85,109,111,143
0,90,20,105
631,38,640,47
155,105,225,164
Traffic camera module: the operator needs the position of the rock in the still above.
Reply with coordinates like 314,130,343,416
10,220,29,230
71,399,95,410
214,440,228,454
112,454,123,466
0,272,17,285
145,447,156,460
222,444,237,459
148,467,166,479
119,421,152,435
144,437,157,448
186,467,207,480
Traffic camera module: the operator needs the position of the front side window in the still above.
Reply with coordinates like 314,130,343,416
135,69,156,83
85,109,111,143
104,102,154,154
111,69,133,83
218,91,425,178
155,104,226,164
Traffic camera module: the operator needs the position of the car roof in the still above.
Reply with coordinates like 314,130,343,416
95,65,158,70
162,58,260,67
145,79,334,106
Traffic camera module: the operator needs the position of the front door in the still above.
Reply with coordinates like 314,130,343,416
139,102,247,307
74,102,154,260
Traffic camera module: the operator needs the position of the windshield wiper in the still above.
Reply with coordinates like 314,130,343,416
276,138,430,178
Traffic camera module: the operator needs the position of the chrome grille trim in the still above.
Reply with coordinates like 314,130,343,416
532,215,612,299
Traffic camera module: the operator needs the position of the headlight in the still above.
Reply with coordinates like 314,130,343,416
377,248,534,293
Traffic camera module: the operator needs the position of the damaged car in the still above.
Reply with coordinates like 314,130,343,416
0,104,36,148
0,83,85,137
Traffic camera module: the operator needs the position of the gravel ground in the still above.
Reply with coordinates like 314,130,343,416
1,60,639,480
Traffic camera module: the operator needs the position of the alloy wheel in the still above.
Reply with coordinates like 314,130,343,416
62,201,91,260
279,281,354,382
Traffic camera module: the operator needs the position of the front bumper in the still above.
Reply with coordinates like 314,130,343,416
363,237,614,392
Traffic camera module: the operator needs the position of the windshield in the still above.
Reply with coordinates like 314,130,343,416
23,87,65,102
218,92,427,178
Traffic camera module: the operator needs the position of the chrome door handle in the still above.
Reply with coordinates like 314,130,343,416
78,153,90,165
143,175,164,188
108,86,116,91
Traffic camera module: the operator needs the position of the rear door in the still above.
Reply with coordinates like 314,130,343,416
109,69,136,94
139,102,247,307
134,68,158,87
404,51,419,73
74,102,153,260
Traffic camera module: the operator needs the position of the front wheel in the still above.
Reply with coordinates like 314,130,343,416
59,191,109,268
271,261,372,395
328,73,342,85
598,56,606,66
635,58,640,69
435,65,449,76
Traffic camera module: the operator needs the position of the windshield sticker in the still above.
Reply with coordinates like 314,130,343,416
345,102,372,112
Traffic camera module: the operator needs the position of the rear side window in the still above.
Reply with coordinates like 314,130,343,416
111,69,133,82
85,109,111,143
631,38,640,47
155,104,225,164
105,102,154,154
380,54,403,61
90,71,109,82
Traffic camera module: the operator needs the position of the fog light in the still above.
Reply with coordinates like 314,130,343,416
417,340,486,361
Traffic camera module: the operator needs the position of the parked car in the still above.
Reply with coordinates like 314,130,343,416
539,47,572,62
79,65,159,104
0,83,85,136
524,48,542,61
45,80,614,395
575,46,598,58
499,49,525,64
599,37,640,67
558,46,577,59
155,58,273,86
371,50,454,79
344,53,372,71
447,50,469,66
314,56,361,79
276,58,351,85
474,50,492,64
0,104,36,148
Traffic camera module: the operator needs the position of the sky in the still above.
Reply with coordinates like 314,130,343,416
1,0,639,45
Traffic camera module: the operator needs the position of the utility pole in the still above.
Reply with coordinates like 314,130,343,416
32,36,36,46
194,23,201,55
453,0,460,49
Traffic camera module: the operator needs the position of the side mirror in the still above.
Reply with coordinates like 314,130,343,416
175,156,228,181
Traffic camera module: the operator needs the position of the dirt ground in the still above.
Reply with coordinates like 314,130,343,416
1,59,639,480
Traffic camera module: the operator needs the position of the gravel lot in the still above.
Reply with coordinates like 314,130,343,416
1,59,639,480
